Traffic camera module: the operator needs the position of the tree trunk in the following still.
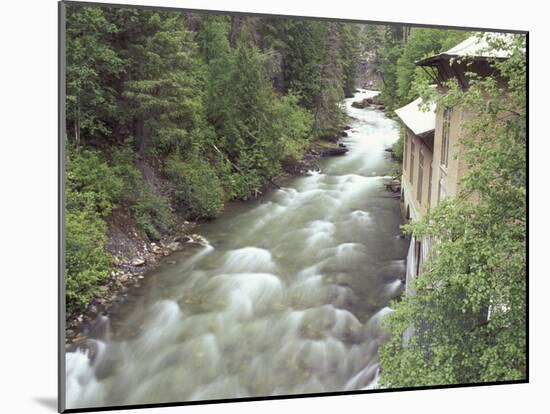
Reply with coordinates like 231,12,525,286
135,118,147,158
74,96,80,147
229,16,243,48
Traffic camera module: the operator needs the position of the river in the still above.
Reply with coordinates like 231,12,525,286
65,90,408,409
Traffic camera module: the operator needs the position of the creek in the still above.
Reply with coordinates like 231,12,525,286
65,90,408,409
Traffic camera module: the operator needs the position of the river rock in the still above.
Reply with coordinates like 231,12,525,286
175,234,192,243
151,244,163,254
166,241,182,252
385,179,401,193
320,147,349,156
69,339,100,363
351,98,374,109
186,234,209,246
131,258,145,266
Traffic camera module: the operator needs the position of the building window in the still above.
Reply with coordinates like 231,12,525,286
441,106,452,167
428,165,433,207
438,173,447,202
403,132,408,171
410,140,415,184
417,151,424,203
415,239,422,276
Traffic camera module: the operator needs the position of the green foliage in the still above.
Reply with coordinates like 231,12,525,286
165,155,225,219
66,6,124,145
131,187,175,241
66,149,123,215
204,31,313,198
377,26,405,111
339,23,361,97
66,209,112,315
396,29,470,103
198,15,233,125
110,143,175,240
65,149,120,314
64,5,357,316
380,34,527,387
258,19,355,138
374,27,470,111
271,93,314,160
121,12,206,157
392,126,405,163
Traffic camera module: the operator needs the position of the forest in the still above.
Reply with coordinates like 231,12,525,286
65,5,365,315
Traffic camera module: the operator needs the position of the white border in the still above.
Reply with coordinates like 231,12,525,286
0,1,545,413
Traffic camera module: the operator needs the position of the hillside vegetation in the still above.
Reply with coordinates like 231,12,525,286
65,6,364,315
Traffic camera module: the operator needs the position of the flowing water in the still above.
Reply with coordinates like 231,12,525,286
65,90,408,409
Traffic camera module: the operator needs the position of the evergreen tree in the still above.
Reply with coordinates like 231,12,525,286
120,11,205,157
377,25,405,111
339,23,361,97
65,6,124,145
396,28,470,103
312,22,346,138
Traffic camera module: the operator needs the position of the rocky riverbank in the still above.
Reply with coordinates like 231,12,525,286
281,126,353,175
65,213,210,346
351,95,386,111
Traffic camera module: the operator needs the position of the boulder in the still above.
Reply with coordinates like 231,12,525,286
151,244,163,254
186,234,209,246
320,147,349,156
385,179,401,193
166,241,182,252
351,98,374,109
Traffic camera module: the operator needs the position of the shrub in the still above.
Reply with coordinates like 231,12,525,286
65,209,112,315
271,92,313,161
392,127,405,163
65,149,121,314
165,155,225,219
110,144,175,240
66,149,123,215
110,143,143,205
131,188,175,240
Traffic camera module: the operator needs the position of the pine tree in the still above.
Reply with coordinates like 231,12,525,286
65,6,123,146
120,11,205,158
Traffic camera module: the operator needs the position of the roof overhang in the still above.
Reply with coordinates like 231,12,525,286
394,97,436,136
415,34,513,67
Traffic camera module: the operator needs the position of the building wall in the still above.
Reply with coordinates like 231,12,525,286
428,105,467,208
402,103,475,305
401,127,434,222
401,126,436,324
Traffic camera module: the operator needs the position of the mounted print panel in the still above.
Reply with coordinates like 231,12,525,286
59,1,528,412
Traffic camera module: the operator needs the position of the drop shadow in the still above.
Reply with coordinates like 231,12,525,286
33,397,57,412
